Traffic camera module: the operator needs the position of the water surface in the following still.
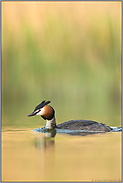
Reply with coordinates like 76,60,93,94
1,127,121,182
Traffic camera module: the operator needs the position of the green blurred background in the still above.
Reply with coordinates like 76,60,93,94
2,2,121,128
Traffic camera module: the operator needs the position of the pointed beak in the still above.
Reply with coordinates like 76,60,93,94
27,112,36,117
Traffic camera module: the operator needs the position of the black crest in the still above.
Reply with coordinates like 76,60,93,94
34,100,51,112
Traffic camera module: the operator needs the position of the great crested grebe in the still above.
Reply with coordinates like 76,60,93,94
27,100,113,132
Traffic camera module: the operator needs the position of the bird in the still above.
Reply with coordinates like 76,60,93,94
27,100,113,132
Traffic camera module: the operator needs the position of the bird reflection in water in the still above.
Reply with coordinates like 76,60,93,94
33,129,56,150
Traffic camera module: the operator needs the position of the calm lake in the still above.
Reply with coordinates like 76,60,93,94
1,126,121,182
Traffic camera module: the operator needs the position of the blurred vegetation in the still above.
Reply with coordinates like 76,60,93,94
2,2,121,128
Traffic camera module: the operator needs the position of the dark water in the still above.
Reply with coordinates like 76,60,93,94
1,127,121,182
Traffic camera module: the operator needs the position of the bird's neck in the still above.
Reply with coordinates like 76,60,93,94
45,117,56,129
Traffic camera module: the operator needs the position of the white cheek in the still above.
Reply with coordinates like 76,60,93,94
36,108,44,116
